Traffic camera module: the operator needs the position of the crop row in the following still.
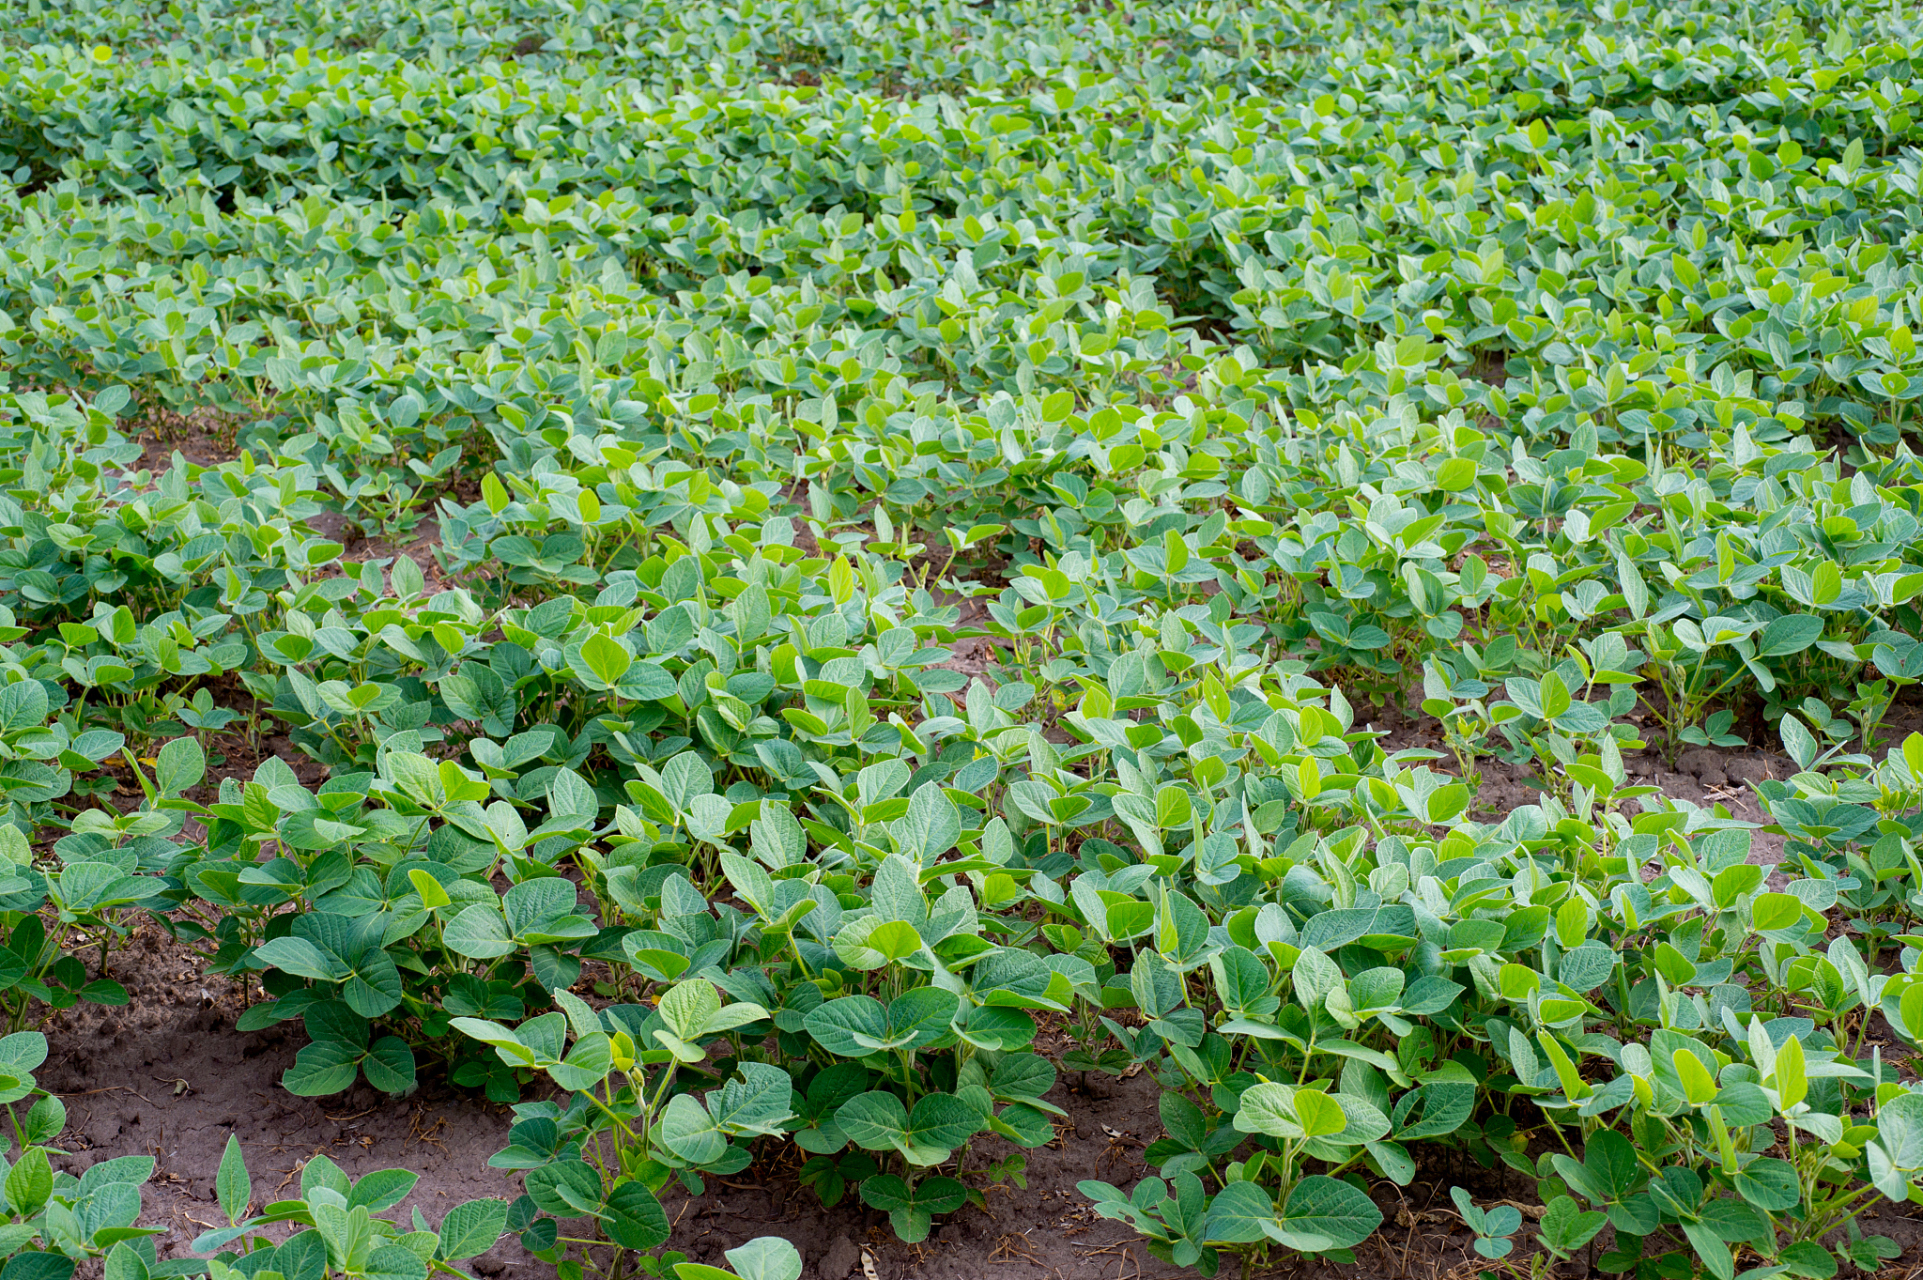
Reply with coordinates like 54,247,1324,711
0,2,1919,1280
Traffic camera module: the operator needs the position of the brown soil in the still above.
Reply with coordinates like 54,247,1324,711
132,405,246,473
37,933,1503,1280
30,735,1923,1280
38,928,513,1263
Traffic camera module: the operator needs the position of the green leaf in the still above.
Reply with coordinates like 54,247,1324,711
989,1102,1055,1147
1557,944,1616,992
406,868,452,910
579,633,633,688
710,1062,795,1135
282,1039,361,1096
1271,1175,1382,1251
888,987,959,1048
449,1017,533,1066
1234,1083,1342,1140
1204,1182,1275,1244
1758,614,1824,657
253,936,347,983
907,1092,982,1153
836,1092,910,1152
1751,893,1803,933
1672,1048,1719,1105
658,1094,728,1165
526,1161,602,1217
362,1037,417,1094
349,1168,418,1213
155,737,206,796
436,1199,509,1261
442,904,513,959
1291,947,1342,1010
215,1135,248,1224
5,1147,50,1217
1537,671,1571,720
1434,457,1478,492
0,1033,44,1081
1394,1082,1472,1140
102,1244,146,1280
722,1237,803,1280
1776,1035,1807,1109
894,784,960,862
604,1181,671,1250
857,1175,931,1243
673,1264,740,1280
1780,714,1818,771
1777,1242,1837,1279
363,1244,428,1280
1583,1129,1641,1198
1293,1090,1347,1139
18,1098,60,1148
0,1254,75,1280
1732,1159,1800,1212
806,996,892,1057
1682,1220,1735,1280
1539,1196,1605,1256
833,917,922,970
991,1053,1058,1105
1154,784,1191,830
546,1032,612,1092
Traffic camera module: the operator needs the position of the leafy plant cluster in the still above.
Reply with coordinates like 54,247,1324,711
5,0,1923,1278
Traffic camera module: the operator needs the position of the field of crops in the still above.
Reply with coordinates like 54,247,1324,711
7,0,1923,1277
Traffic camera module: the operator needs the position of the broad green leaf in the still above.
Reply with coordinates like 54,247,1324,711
1270,1176,1383,1251
436,1199,507,1253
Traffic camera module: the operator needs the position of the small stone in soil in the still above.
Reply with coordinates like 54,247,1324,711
819,1234,860,1280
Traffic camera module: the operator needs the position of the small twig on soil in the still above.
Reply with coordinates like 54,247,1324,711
64,1085,157,1106
992,1231,1043,1265
1076,1243,1139,1280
